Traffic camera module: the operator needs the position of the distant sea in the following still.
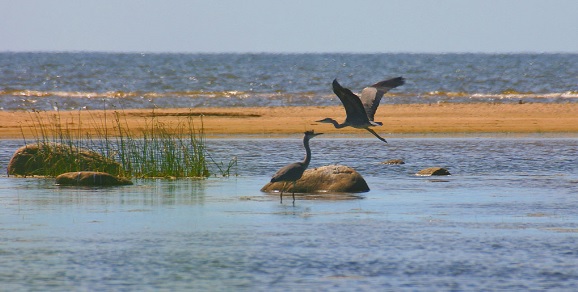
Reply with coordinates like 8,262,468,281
1,52,576,111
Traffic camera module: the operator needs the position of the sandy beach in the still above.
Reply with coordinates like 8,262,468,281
1,103,578,139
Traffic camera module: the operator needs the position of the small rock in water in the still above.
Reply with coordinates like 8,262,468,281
416,167,451,176
381,159,405,165
56,171,133,186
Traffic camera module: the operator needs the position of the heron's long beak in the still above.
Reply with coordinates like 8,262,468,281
313,132,323,136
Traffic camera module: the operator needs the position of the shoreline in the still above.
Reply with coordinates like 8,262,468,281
1,103,578,139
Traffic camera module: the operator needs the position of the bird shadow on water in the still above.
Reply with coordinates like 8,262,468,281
239,191,365,202
266,193,371,220
261,191,366,203
232,192,366,219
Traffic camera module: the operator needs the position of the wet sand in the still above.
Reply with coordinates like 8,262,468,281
1,103,578,139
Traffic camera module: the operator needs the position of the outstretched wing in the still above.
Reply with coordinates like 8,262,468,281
332,79,371,125
360,77,405,121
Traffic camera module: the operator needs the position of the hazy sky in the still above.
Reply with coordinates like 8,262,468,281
2,0,577,53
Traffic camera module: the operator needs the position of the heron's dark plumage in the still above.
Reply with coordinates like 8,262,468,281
271,162,306,183
269,130,322,203
317,77,405,143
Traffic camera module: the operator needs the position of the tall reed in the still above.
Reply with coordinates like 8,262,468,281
110,109,210,178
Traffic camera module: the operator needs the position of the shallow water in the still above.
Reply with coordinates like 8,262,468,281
2,137,578,291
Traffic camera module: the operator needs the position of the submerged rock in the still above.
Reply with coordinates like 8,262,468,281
7,142,121,176
416,167,451,176
381,159,405,165
261,165,369,193
56,171,133,186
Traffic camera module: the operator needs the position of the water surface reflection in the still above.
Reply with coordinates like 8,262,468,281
1,138,578,290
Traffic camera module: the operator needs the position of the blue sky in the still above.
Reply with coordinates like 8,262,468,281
2,0,577,53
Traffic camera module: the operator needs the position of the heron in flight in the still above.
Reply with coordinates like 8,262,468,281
316,77,405,143
270,130,323,204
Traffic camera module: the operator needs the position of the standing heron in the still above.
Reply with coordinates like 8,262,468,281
316,77,405,143
270,130,323,203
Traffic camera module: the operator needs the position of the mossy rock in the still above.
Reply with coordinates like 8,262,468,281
416,167,451,176
261,165,369,193
56,171,133,186
7,142,122,177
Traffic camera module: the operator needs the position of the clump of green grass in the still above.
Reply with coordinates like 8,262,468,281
209,154,238,177
19,107,234,178
108,109,210,178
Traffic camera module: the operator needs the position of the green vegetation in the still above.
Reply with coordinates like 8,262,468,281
20,108,235,178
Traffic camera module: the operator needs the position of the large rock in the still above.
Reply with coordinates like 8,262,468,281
56,171,133,186
7,142,122,176
261,165,369,193
416,167,451,176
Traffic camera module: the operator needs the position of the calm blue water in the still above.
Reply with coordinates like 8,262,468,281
2,137,578,291
2,53,578,290
1,53,577,111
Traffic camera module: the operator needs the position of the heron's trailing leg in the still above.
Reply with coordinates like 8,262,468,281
365,128,388,143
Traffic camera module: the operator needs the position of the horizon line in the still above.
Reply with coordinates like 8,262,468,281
2,50,577,55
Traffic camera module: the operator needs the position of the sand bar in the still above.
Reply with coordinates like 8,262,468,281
1,103,578,139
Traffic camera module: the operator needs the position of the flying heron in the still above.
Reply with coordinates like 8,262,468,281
316,77,405,143
270,130,323,204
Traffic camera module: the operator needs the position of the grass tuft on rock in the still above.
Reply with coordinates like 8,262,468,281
18,108,232,178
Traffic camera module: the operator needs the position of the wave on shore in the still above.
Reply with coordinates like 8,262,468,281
2,89,577,111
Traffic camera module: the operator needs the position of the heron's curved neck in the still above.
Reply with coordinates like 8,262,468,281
302,137,312,167
328,119,347,129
